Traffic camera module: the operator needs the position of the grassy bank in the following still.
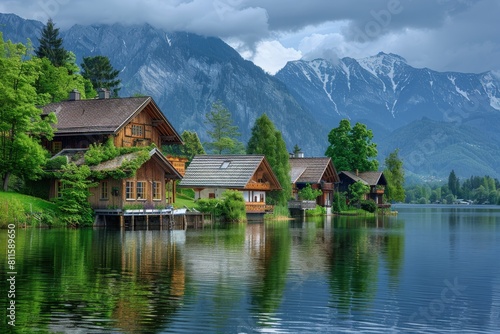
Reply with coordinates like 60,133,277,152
0,191,60,227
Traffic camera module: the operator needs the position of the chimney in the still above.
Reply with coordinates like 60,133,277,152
68,89,80,101
294,151,304,158
97,88,110,99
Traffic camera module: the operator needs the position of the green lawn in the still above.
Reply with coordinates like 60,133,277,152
0,191,58,213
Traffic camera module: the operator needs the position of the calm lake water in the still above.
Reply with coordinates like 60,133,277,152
1,205,500,333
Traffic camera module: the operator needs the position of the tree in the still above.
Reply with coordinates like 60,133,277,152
55,163,97,226
35,19,68,67
204,101,244,154
384,149,405,202
292,144,302,156
325,119,378,172
348,181,370,207
448,170,460,197
81,55,121,97
0,35,57,190
298,183,322,200
163,130,205,163
247,114,291,206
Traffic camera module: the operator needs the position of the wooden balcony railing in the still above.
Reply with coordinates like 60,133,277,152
245,182,271,190
321,182,334,191
245,202,274,213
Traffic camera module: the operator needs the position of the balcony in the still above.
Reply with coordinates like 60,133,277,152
245,181,271,190
321,182,334,191
372,186,385,194
245,202,274,213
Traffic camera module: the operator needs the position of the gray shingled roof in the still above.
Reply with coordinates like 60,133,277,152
289,157,339,184
340,171,387,186
179,155,281,189
42,97,151,135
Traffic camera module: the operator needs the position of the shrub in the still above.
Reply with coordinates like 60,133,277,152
305,205,326,216
0,198,25,227
360,199,377,213
332,192,348,212
298,183,322,200
221,190,246,222
196,198,224,217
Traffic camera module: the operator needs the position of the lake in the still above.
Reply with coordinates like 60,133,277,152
1,205,500,333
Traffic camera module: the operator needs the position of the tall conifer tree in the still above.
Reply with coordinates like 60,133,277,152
35,18,67,67
247,114,291,206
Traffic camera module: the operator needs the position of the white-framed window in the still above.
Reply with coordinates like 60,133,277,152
136,181,145,200
152,181,161,200
131,124,144,137
126,181,135,200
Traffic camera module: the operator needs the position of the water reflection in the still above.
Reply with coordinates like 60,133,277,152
2,207,500,333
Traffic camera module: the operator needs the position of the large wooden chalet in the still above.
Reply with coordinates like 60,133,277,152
178,155,281,216
40,89,183,221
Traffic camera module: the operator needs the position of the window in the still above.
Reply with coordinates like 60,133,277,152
126,181,135,200
136,181,145,200
100,181,108,200
52,141,62,153
220,160,230,169
131,124,144,137
152,181,161,200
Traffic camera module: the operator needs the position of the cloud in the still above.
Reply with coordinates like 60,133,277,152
1,0,499,73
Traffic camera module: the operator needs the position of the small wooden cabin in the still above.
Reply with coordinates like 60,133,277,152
338,171,388,206
178,155,281,214
289,157,339,207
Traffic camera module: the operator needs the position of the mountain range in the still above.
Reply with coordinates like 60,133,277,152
1,13,500,180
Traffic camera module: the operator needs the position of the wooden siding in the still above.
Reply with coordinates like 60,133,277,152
115,106,162,148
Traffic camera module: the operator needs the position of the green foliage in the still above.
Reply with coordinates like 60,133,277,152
360,199,377,213
85,139,120,165
221,190,247,222
332,192,348,212
264,204,290,219
204,100,244,154
196,190,246,222
0,34,57,191
448,170,460,197
81,55,121,97
348,181,370,206
163,130,205,163
0,198,25,227
325,119,378,172
298,183,322,200
384,149,405,202
247,114,292,206
305,205,326,216
35,19,68,67
55,163,97,227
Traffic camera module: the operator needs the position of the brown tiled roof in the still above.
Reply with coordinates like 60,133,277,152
179,155,281,189
340,171,387,186
289,157,339,184
42,97,150,135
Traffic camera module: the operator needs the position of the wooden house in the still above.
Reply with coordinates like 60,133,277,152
289,157,339,207
40,90,184,219
178,155,281,214
338,171,388,206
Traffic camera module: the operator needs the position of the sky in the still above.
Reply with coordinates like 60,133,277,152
2,0,499,74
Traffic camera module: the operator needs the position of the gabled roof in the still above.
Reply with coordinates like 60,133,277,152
339,171,387,186
179,155,281,190
52,147,182,180
289,157,339,184
41,96,182,144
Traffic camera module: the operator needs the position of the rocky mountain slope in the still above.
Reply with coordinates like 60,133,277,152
2,13,500,179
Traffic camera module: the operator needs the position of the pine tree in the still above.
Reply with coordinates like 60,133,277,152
384,149,405,202
35,19,67,67
204,101,244,154
81,55,122,97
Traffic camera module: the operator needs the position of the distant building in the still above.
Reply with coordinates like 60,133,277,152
338,171,388,206
179,155,281,215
